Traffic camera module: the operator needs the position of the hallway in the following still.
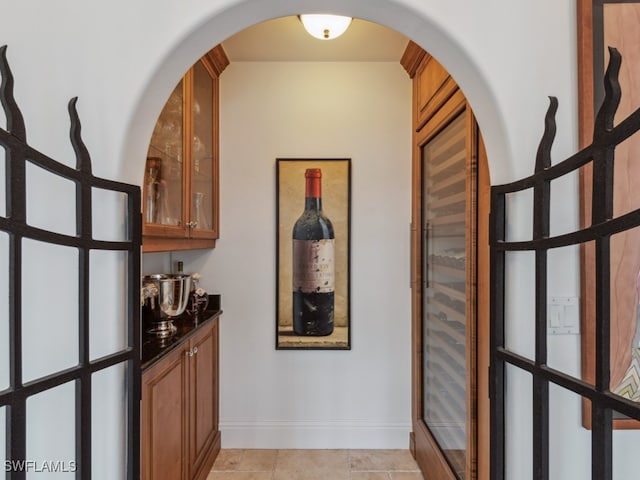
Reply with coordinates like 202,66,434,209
207,449,423,479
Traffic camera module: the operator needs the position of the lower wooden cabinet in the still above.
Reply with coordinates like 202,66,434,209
141,319,221,480
188,321,219,476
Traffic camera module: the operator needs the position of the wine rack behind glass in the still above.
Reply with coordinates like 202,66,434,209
422,112,467,477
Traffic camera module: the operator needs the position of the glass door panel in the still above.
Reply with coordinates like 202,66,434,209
422,112,467,479
146,80,184,228
191,60,215,234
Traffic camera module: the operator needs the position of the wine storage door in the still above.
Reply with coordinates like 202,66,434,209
412,95,480,480
423,112,468,478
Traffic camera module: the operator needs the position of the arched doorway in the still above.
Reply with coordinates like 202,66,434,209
122,3,503,480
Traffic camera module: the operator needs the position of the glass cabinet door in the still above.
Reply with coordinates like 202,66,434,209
189,59,217,238
142,54,221,246
144,80,186,233
422,112,468,479
141,45,226,252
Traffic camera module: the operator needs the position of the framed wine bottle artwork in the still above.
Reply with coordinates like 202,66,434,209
276,158,351,350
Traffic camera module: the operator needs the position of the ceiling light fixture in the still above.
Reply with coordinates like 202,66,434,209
299,14,352,40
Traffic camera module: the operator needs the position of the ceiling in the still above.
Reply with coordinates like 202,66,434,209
221,16,410,62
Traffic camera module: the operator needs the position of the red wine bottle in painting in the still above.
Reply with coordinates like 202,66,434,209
292,168,335,336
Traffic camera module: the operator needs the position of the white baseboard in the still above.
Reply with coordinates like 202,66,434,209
219,419,412,449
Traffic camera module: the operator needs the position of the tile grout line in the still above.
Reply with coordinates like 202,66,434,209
273,449,278,473
270,458,275,480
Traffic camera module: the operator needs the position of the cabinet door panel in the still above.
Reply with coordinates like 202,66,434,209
416,55,457,131
189,59,218,239
421,111,469,479
144,80,188,237
189,322,218,478
142,349,187,480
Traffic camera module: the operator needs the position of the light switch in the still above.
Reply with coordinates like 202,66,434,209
548,296,580,335
550,305,562,328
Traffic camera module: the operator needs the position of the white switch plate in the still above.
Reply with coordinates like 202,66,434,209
548,296,580,335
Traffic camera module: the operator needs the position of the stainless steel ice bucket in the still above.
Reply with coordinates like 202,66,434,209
141,273,192,336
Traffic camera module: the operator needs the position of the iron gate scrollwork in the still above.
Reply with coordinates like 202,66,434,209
490,48,640,480
0,46,141,479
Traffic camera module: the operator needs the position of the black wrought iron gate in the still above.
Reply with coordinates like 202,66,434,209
0,46,141,479
490,48,640,479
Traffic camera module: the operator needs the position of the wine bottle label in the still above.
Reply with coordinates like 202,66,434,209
292,239,335,293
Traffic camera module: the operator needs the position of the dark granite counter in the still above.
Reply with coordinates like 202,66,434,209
141,294,222,371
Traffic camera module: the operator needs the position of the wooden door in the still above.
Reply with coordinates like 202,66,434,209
142,346,188,480
412,93,477,480
403,42,490,480
188,321,221,479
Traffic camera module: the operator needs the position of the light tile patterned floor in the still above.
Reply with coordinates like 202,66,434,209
208,449,424,480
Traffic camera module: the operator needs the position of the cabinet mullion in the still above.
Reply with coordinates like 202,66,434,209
183,67,194,234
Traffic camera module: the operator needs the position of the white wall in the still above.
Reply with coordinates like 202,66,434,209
175,61,413,447
1,0,639,475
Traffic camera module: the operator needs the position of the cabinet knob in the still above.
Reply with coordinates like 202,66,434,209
186,347,199,357
187,221,198,228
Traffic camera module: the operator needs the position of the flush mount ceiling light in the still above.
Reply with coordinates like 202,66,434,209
299,14,352,40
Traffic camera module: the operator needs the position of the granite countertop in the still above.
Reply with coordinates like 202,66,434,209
141,294,222,371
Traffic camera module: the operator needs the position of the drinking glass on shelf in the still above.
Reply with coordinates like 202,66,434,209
193,191,210,230
144,157,161,224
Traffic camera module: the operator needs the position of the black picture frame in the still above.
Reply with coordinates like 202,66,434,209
276,158,351,350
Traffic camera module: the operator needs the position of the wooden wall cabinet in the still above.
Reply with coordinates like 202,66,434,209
402,40,490,480
401,42,458,133
141,319,221,480
143,45,229,252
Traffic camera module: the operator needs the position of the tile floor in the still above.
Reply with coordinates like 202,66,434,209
208,449,424,480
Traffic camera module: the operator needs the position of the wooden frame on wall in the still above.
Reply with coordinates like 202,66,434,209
578,0,640,428
275,158,351,350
